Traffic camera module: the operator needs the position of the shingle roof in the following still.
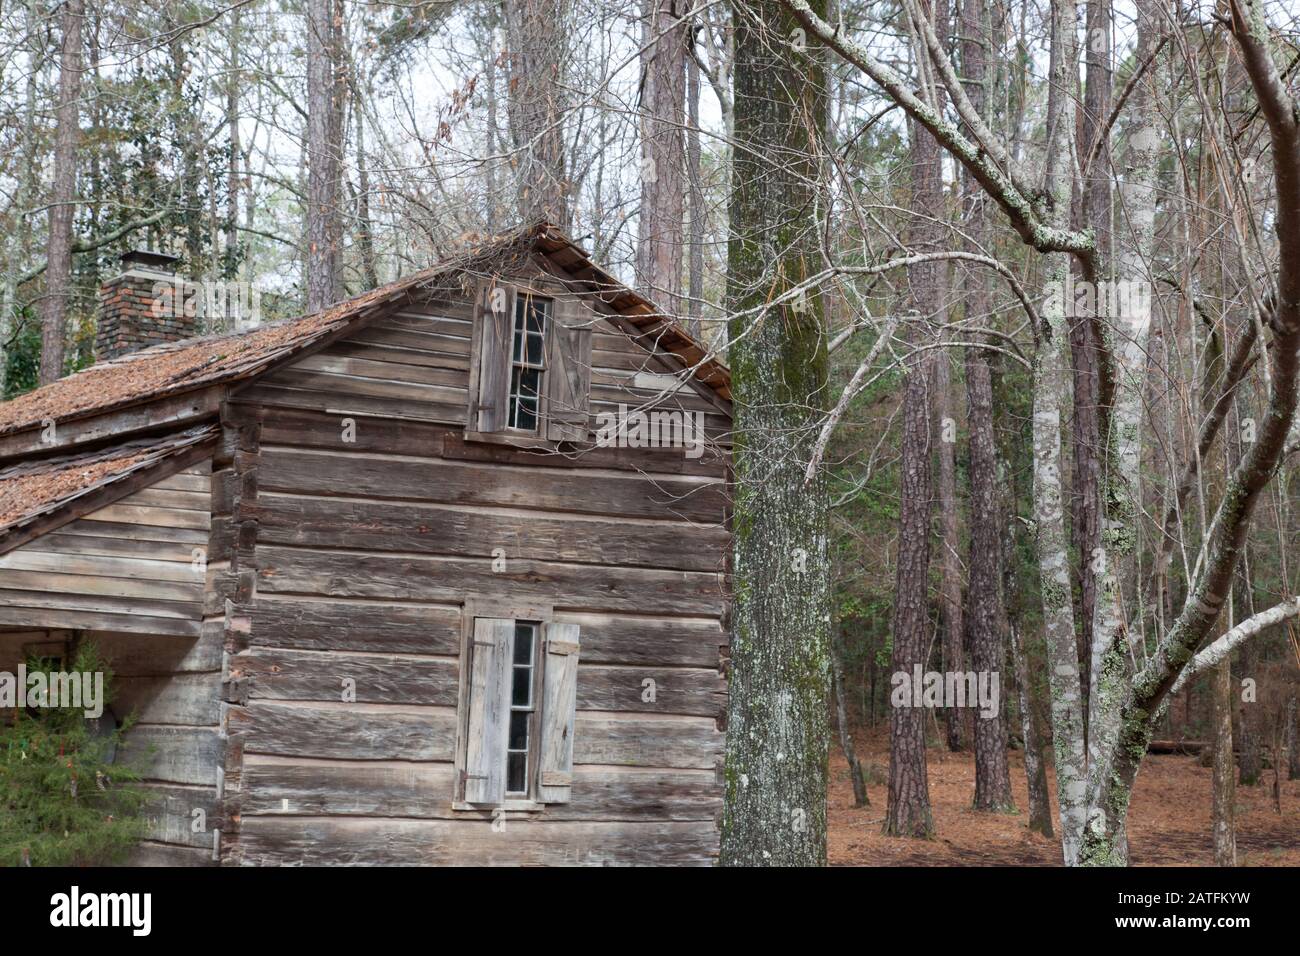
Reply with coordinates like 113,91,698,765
0,424,217,537
0,223,729,439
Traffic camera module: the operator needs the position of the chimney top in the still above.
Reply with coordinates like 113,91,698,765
96,249,194,362
119,249,181,273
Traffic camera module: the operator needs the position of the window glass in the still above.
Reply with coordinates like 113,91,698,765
508,295,549,431
506,622,539,795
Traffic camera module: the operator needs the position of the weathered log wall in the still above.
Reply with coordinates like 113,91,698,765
0,465,210,636
0,463,218,863
222,284,730,865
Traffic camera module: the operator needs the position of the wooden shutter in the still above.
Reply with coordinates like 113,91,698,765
537,622,580,803
463,617,514,804
468,281,515,433
545,297,593,441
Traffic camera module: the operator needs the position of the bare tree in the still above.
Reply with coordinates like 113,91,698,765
781,0,1300,863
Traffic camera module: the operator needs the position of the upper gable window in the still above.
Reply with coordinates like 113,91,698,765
468,281,593,443
507,294,549,432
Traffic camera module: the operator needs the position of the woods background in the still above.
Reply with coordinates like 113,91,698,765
2,0,1299,866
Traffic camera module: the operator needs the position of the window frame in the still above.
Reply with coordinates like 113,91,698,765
504,291,552,435
452,599,554,812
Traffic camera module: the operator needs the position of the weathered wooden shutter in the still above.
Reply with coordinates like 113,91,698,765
537,623,580,803
468,281,515,433
545,297,593,441
464,617,514,804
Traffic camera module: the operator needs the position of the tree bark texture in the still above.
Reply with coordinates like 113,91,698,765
38,0,84,385
638,0,687,318
934,349,966,754
884,107,940,838
1212,656,1237,865
306,0,342,311
503,0,571,228
720,0,831,866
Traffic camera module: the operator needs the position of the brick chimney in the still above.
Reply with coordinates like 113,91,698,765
96,249,192,361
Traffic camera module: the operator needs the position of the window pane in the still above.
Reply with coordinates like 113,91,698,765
513,625,534,663
515,394,537,430
512,301,526,361
526,331,545,365
506,752,527,794
511,666,531,706
509,710,530,750
526,299,547,335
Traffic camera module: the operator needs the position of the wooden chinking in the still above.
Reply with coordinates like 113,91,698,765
0,224,731,866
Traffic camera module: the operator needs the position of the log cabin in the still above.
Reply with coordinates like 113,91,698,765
0,222,732,866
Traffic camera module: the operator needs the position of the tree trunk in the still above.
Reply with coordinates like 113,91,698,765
934,349,966,753
1288,694,1299,780
502,0,571,228
1070,0,1113,704
719,0,830,866
225,8,242,275
955,0,1010,797
968,334,1014,811
352,60,379,291
1079,0,1160,869
1033,0,1089,844
1236,627,1262,785
306,0,341,311
883,105,940,839
2,0,45,395
685,24,704,338
638,0,687,318
831,635,868,807
38,0,84,386
1009,621,1054,836
1211,656,1237,865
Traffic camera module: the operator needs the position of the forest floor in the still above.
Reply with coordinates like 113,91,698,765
828,728,1300,866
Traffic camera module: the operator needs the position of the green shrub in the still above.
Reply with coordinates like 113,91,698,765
0,642,146,866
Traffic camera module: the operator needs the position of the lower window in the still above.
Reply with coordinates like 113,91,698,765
457,611,581,808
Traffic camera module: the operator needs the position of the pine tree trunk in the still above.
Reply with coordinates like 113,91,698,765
883,111,939,839
934,350,966,754
956,0,1009,790
685,30,704,338
305,0,340,311
352,62,379,291
719,0,830,867
503,0,571,227
968,335,1014,811
38,0,83,386
225,9,242,275
2,0,44,395
638,0,687,317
